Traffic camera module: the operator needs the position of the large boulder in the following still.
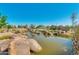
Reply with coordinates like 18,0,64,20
8,40,16,55
29,39,42,53
0,39,10,52
8,37,30,55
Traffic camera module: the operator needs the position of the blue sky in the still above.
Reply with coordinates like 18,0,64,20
0,3,79,25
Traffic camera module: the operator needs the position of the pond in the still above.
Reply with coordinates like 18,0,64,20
27,32,75,55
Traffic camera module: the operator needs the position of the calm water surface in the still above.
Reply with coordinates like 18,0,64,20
27,32,74,55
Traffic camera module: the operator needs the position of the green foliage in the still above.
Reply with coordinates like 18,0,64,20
7,25,12,29
18,25,21,28
0,15,8,28
30,24,36,29
36,25,45,29
0,14,13,29
50,25,57,30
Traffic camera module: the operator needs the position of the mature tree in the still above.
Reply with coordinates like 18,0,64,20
7,24,12,29
50,25,57,30
64,25,71,31
30,24,36,29
0,15,8,28
36,25,45,29
46,25,50,30
57,25,64,30
18,25,21,28
25,24,28,28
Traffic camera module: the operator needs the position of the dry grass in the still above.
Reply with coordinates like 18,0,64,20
0,28,28,40
10,28,27,34
0,29,4,33
0,32,13,40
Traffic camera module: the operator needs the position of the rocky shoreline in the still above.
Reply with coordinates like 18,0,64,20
0,31,42,55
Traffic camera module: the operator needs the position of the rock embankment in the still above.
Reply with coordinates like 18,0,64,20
0,32,42,55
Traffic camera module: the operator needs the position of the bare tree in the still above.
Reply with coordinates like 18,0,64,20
71,12,79,54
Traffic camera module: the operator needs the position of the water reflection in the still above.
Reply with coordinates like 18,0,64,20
27,32,74,55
